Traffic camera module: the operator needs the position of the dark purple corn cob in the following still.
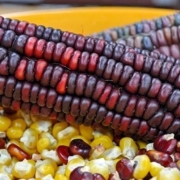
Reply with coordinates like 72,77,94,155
91,12,180,42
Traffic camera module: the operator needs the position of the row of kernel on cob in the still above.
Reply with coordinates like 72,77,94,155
0,11,180,180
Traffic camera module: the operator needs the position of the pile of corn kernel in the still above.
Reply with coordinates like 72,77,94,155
0,108,180,180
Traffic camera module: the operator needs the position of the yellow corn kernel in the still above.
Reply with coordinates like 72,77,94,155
0,115,11,131
70,122,79,130
133,154,151,179
150,162,164,177
93,128,113,141
20,111,33,127
156,168,180,180
136,140,147,149
86,158,110,180
71,135,90,145
0,173,14,180
65,156,86,178
100,146,122,160
0,149,11,165
89,144,105,160
55,164,66,176
40,132,57,149
57,126,79,141
55,174,68,180
90,135,113,149
30,120,52,134
11,118,27,131
6,127,24,139
56,138,71,147
36,163,55,178
37,138,51,153
19,142,38,155
20,128,39,150
119,137,138,159
12,159,35,179
52,122,69,138
79,124,93,140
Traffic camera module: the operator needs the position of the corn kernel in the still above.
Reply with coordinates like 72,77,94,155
12,159,35,179
57,126,79,140
133,154,151,179
136,140,147,149
19,142,38,155
71,135,90,145
37,138,51,153
7,127,24,139
100,146,122,160
86,158,110,180
52,122,68,138
40,132,57,149
119,137,138,159
41,174,54,180
55,164,66,176
156,168,180,180
89,144,105,160
55,174,68,180
0,115,11,131
65,156,86,178
90,135,113,149
11,118,27,131
20,112,33,127
56,138,71,147
0,149,12,165
79,124,94,140
30,120,52,134
0,173,13,180
20,128,39,150
150,162,164,177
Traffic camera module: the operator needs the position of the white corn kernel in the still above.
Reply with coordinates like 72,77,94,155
41,174,54,180
100,146,121,160
0,149,11,165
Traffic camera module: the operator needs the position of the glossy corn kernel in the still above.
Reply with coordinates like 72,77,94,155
20,128,38,150
41,174,54,180
52,122,69,139
79,124,94,141
100,146,122,160
40,132,57,149
136,140,147,149
11,118,27,131
20,112,33,127
86,158,110,180
89,144,105,160
156,167,180,180
6,127,24,139
0,149,11,165
37,138,51,153
57,126,79,141
0,115,11,131
119,137,138,159
90,135,114,149
65,155,86,178
56,138,71,147
0,173,13,180
93,130,113,141
150,162,164,177
54,174,68,180
133,154,151,179
71,135,90,145
30,120,52,134
12,159,36,179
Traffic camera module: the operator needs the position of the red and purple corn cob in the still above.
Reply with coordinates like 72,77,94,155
0,16,180,141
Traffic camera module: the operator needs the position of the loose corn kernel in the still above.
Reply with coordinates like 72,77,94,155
6,127,24,139
86,158,110,180
52,122,69,139
133,154,151,179
71,135,90,145
79,124,94,140
65,156,86,178
156,168,180,180
57,126,79,141
100,146,122,160
105,160,116,173
12,159,35,179
89,144,105,160
56,138,71,147
19,142,38,155
93,130,113,141
0,173,13,180
54,174,68,180
37,138,51,153
41,174,54,180
20,112,33,127
30,120,52,134
0,115,11,131
40,132,57,149
11,118,27,131
0,149,11,165
20,128,39,150
136,140,147,149
55,164,66,176
119,137,138,159
90,135,114,149
150,162,164,177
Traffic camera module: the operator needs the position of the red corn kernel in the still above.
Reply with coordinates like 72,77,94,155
7,143,31,161
56,145,71,164
116,158,134,180
134,54,144,71
16,21,28,34
68,50,81,71
69,139,91,158
173,152,180,162
99,85,112,104
154,134,177,154
61,47,74,66
0,139,5,149
25,37,38,57
11,100,21,111
15,59,27,80
43,41,55,61
136,148,147,155
34,39,46,59
24,23,36,36
53,42,66,62
88,53,99,73
146,150,173,167
56,72,68,94
65,114,76,124
35,60,48,81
